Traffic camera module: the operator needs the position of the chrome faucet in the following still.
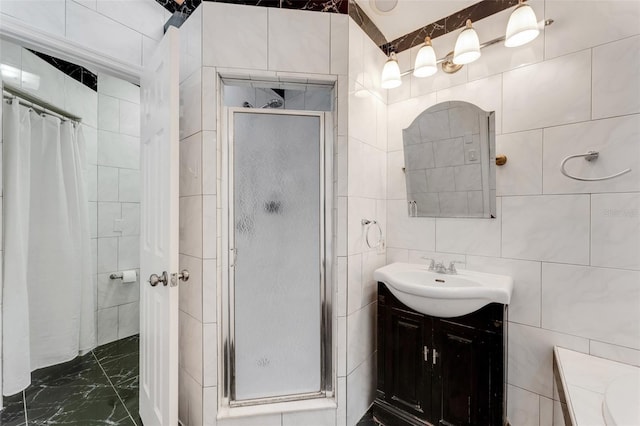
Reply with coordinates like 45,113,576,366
421,257,436,270
422,257,465,274
447,261,466,274
433,262,448,273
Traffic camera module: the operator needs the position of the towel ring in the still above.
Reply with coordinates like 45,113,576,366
560,151,632,182
361,219,383,249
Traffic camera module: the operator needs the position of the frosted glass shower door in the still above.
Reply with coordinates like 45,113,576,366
232,111,322,402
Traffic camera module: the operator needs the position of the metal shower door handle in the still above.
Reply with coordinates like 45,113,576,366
148,271,168,287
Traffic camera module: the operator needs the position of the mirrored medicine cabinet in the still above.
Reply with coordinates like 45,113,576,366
402,101,496,218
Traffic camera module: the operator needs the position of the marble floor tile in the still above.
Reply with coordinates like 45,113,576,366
0,334,140,426
0,392,26,426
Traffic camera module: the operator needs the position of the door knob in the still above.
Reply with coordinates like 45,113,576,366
148,271,168,287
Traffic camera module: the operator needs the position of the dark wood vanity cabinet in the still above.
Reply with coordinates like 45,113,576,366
375,283,507,426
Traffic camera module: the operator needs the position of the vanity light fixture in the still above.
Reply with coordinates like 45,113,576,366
381,52,402,89
505,0,540,47
453,20,481,65
381,0,553,89
413,37,438,77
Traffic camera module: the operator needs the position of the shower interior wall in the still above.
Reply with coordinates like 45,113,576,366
176,3,388,425
0,41,142,387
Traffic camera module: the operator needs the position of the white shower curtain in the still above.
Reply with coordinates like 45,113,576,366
2,100,96,396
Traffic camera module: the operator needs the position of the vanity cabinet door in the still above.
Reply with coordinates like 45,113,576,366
387,307,432,421
434,319,502,426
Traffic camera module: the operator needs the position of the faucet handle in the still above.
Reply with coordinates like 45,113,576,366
421,256,436,270
447,260,466,274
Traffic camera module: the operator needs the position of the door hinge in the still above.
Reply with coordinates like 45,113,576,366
423,346,429,362
432,348,438,365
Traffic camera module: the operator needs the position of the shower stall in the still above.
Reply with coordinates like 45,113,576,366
221,85,334,407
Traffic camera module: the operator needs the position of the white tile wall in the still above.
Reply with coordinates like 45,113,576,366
268,8,330,74
437,74,503,135
179,195,203,258
496,130,542,196
179,365,204,426
119,169,140,202
346,302,376,375
97,306,118,345
507,385,540,426
345,354,375,426
98,166,119,201
0,0,66,36
501,195,590,264
95,0,167,41
542,115,640,194
387,200,435,252
202,259,217,324
97,237,118,273
179,310,203,386
541,263,640,349
202,3,268,69
508,323,589,398
591,193,640,270
96,73,141,344
502,50,591,134
435,198,502,257
21,50,65,108
180,68,202,140
97,272,139,310
98,93,119,132
592,35,640,120
180,132,203,197
179,254,203,322
589,340,640,368
64,76,98,128
331,14,349,76
347,138,386,199
117,301,139,339
203,324,217,387
98,72,140,104
466,256,541,327
180,6,203,84
544,0,640,60
203,387,217,426
66,1,143,67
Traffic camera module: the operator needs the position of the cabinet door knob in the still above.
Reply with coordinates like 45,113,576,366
423,346,429,362
432,348,439,365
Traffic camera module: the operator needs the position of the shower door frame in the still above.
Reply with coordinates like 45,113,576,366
221,107,334,408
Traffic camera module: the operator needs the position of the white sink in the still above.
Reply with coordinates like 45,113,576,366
373,262,513,317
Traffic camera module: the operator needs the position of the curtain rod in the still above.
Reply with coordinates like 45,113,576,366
2,83,82,123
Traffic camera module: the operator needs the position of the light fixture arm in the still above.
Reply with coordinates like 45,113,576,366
398,19,553,77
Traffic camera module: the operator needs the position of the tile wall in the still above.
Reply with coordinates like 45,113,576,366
342,18,388,426
95,73,142,345
0,0,170,68
384,1,640,425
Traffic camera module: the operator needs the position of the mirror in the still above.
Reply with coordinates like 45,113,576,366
402,101,496,218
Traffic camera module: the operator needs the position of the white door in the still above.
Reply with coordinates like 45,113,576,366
139,26,181,426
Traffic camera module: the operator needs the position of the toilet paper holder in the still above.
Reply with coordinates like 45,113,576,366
109,270,137,282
